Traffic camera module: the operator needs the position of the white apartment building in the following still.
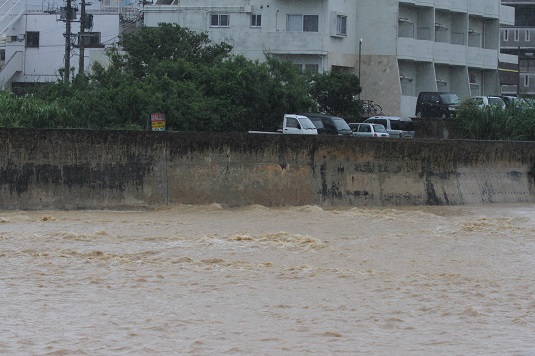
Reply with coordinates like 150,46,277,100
0,0,123,92
500,0,535,97
144,0,515,117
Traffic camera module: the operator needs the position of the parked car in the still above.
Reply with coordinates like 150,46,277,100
415,92,461,118
300,113,353,136
469,96,506,110
349,123,390,138
248,114,318,135
500,96,531,109
363,116,415,138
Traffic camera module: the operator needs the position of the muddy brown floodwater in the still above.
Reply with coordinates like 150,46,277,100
1,204,535,355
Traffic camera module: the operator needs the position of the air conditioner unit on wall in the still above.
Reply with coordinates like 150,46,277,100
398,17,413,24
435,23,448,31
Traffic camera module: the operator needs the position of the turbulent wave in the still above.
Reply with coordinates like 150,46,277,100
1,204,534,354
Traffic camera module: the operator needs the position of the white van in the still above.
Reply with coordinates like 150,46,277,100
363,116,415,138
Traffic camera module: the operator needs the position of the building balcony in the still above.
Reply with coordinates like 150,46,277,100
397,37,433,62
398,0,437,7
434,42,467,66
501,0,532,5
469,0,499,18
263,31,327,55
500,5,515,26
467,47,498,69
398,36,498,70
435,0,468,12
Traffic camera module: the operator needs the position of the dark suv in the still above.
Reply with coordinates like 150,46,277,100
300,113,353,136
415,92,460,118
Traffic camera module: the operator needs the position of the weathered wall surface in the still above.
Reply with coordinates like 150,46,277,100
1,128,534,210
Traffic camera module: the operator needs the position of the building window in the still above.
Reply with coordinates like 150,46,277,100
469,73,476,84
251,14,261,27
525,74,529,87
304,64,319,73
78,32,102,48
211,14,229,27
25,31,39,48
503,30,509,41
336,15,347,36
526,29,531,42
515,29,519,41
287,14,319,32
303,15,319,32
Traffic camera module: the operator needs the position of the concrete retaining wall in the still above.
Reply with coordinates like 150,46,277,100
1,128,534,210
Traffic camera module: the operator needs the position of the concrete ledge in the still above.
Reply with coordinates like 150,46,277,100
1,128,534,210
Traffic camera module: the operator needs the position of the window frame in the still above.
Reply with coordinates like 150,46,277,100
251,14,261,28
210,13,230,28
304,64,319,73
286,117,299,128
303,14,319,32
25,31,39,48
78,32,103,48
336,15,347,36
287,14,319,32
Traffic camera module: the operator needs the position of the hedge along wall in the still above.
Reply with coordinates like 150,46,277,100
1,128,534,210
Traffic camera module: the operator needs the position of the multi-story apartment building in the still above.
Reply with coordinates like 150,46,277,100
0,0,127,92
144,0,514,117
500,0,535,97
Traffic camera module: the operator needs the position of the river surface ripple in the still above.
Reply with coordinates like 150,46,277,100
1,204,535,355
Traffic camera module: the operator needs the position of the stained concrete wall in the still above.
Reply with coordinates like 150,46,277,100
1,128,534,210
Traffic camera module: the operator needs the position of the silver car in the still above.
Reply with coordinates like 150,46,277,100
349,123,390,138
363,116,415,139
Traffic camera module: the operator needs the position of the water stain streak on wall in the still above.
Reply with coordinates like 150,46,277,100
1,129,534,210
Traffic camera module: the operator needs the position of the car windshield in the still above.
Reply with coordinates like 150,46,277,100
471,97,484,105
373,124,387,133
310,119,324,128
440,93,460,104
488,98,504,106
369,119,387,127
390,120,414,131
299,118,317,129
333,118,351,131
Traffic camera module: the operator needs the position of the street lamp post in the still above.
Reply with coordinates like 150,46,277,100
518,46,521,97
358,38,363,100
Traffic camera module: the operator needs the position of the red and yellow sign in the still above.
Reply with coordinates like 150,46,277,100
151,113,166,131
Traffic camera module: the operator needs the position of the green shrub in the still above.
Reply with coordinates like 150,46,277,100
455,99,535,141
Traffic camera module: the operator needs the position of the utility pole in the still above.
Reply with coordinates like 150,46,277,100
358,38,363,100
78,0,86,75
64,0,72,82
